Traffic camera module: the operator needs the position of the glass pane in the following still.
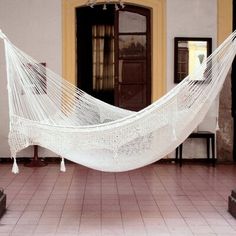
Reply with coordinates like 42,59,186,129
119,35,146,58
119,11,146,33
177,40,208,81
188,41,207,75
92,25,115,91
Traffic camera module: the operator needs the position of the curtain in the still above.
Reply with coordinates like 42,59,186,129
92,25,114,91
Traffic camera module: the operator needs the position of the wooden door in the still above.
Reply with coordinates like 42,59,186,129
76,5,151,111
115,6,151,111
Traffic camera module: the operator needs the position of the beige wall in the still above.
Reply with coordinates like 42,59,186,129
217,0,233,44
166,0,217,90
167,0,218,159
0,0,62,157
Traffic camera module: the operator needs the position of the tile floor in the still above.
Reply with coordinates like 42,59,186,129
0,163,235,236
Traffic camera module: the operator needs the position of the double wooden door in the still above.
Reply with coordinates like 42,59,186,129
77,5,151,111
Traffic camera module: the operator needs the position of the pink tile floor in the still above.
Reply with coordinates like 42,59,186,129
0,163,236,236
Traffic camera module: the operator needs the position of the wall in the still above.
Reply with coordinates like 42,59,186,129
0,0,218,159
167,0,217,91
0,0,61,157
166,0,218,159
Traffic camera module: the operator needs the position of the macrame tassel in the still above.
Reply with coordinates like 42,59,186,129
60,157,66,172
12,157,19,174
0,29,8,40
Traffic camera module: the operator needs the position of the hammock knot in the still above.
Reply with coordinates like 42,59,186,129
7,85,11,93
12,157,19,174
60,157,66,172
0,30,8,40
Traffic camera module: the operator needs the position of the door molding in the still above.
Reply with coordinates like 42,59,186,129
62,0,166,101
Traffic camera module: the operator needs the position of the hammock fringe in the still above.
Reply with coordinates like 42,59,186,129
60,157,66,172
12,157,19,174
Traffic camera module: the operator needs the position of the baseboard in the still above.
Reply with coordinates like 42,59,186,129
229,189,236,218
0,157,61,164
157,158,236,165
0,190,6,218
0,157,235,166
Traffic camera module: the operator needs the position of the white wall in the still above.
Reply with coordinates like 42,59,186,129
167,0,218,159
167,0,217,89
0,0,218,159
0,0,61,157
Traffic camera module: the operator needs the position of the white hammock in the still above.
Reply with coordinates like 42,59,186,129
0,29,236,173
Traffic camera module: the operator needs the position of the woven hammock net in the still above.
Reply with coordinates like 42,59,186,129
0,30,236,173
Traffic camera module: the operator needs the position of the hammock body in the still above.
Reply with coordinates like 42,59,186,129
0,29,236,172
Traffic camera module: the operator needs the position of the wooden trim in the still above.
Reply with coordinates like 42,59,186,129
62,0,166,102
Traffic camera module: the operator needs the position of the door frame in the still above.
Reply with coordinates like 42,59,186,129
62,0,166,102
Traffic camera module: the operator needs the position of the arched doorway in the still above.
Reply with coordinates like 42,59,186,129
76,5,151,111
62,0,166,103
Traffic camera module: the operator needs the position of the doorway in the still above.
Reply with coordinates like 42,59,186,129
76,4,151,111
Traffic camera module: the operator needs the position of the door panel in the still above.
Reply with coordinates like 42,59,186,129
119,85,146,110
115,6,151,111
76,5,151,111
120,61,145,83
118,60,146,110
119,35,146,58
118,11,146,33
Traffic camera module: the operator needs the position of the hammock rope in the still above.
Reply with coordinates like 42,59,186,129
0,29,236,173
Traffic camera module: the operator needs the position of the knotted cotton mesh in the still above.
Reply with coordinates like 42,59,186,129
0,29,236,172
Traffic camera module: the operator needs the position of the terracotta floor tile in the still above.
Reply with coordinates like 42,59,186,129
0,163,235,235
